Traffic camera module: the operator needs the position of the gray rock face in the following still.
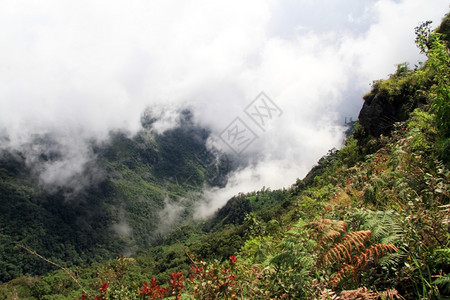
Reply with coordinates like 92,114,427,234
358,94,399,136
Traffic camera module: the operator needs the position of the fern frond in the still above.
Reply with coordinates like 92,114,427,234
322,243,352,265
320,229,342,245
433,273,450,295
307,219,334,239
317,288,340,300
356,243,398,269
352,210,403,244
329,264,354,287
339,287,378,299
434,247,450,258
439,204,450,225
378,251,404,269
307,219,348,246
341,230,372,254
335,220,348,233
377,288,405,299
307,219,333,232
380,234,402,245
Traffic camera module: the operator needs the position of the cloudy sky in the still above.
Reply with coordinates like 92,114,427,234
0,0,448,209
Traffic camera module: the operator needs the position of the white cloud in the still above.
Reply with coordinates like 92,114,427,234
0,0,448,202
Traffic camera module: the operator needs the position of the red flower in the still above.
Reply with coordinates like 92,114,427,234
141,278,169,298
229,255,237,266
151,277,158,288
169,272,185,298
140,281,151,295
228,274,237,281
170,272,184,287
170,272,183,281
190,266,203,273
99,282,108,293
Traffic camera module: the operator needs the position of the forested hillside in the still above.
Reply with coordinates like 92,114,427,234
0,14,449,300
0,110,231,283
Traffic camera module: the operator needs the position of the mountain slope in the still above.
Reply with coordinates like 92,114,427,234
0,111,231,283
0,14,449,300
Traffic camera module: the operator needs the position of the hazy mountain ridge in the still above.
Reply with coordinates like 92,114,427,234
0,110,231,283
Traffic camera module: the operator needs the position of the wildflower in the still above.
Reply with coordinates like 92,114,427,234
99,282,108,293
228,274,237,281
229,255,237,266
169,272,185,293
140,282,151,295
150,277,158,288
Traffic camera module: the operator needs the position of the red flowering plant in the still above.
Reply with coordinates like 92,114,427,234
91,282,109,300
99,282,108,294
139,277,169,300
169,272,185,299
368,154,388,175
188,256,240,299
229,255,237,266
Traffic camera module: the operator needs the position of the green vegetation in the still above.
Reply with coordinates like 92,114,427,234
0,116,230,283
0,15,449,300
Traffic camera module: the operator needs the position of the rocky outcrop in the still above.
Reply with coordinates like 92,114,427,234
358,93,399,136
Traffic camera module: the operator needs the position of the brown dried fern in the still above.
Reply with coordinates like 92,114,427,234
337,287,404,300
308,219,399,288
329,264,354,287
355,243,398,270
322,242,352,265
307,219,348,246
335,220,348,233
341,230,372,254
307,219,334,239
378,288,405,299
320,231,371,266
322,229,342,244
330,243,398,287
339,287,379,299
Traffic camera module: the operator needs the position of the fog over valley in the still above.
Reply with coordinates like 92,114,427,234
1,0,448,211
